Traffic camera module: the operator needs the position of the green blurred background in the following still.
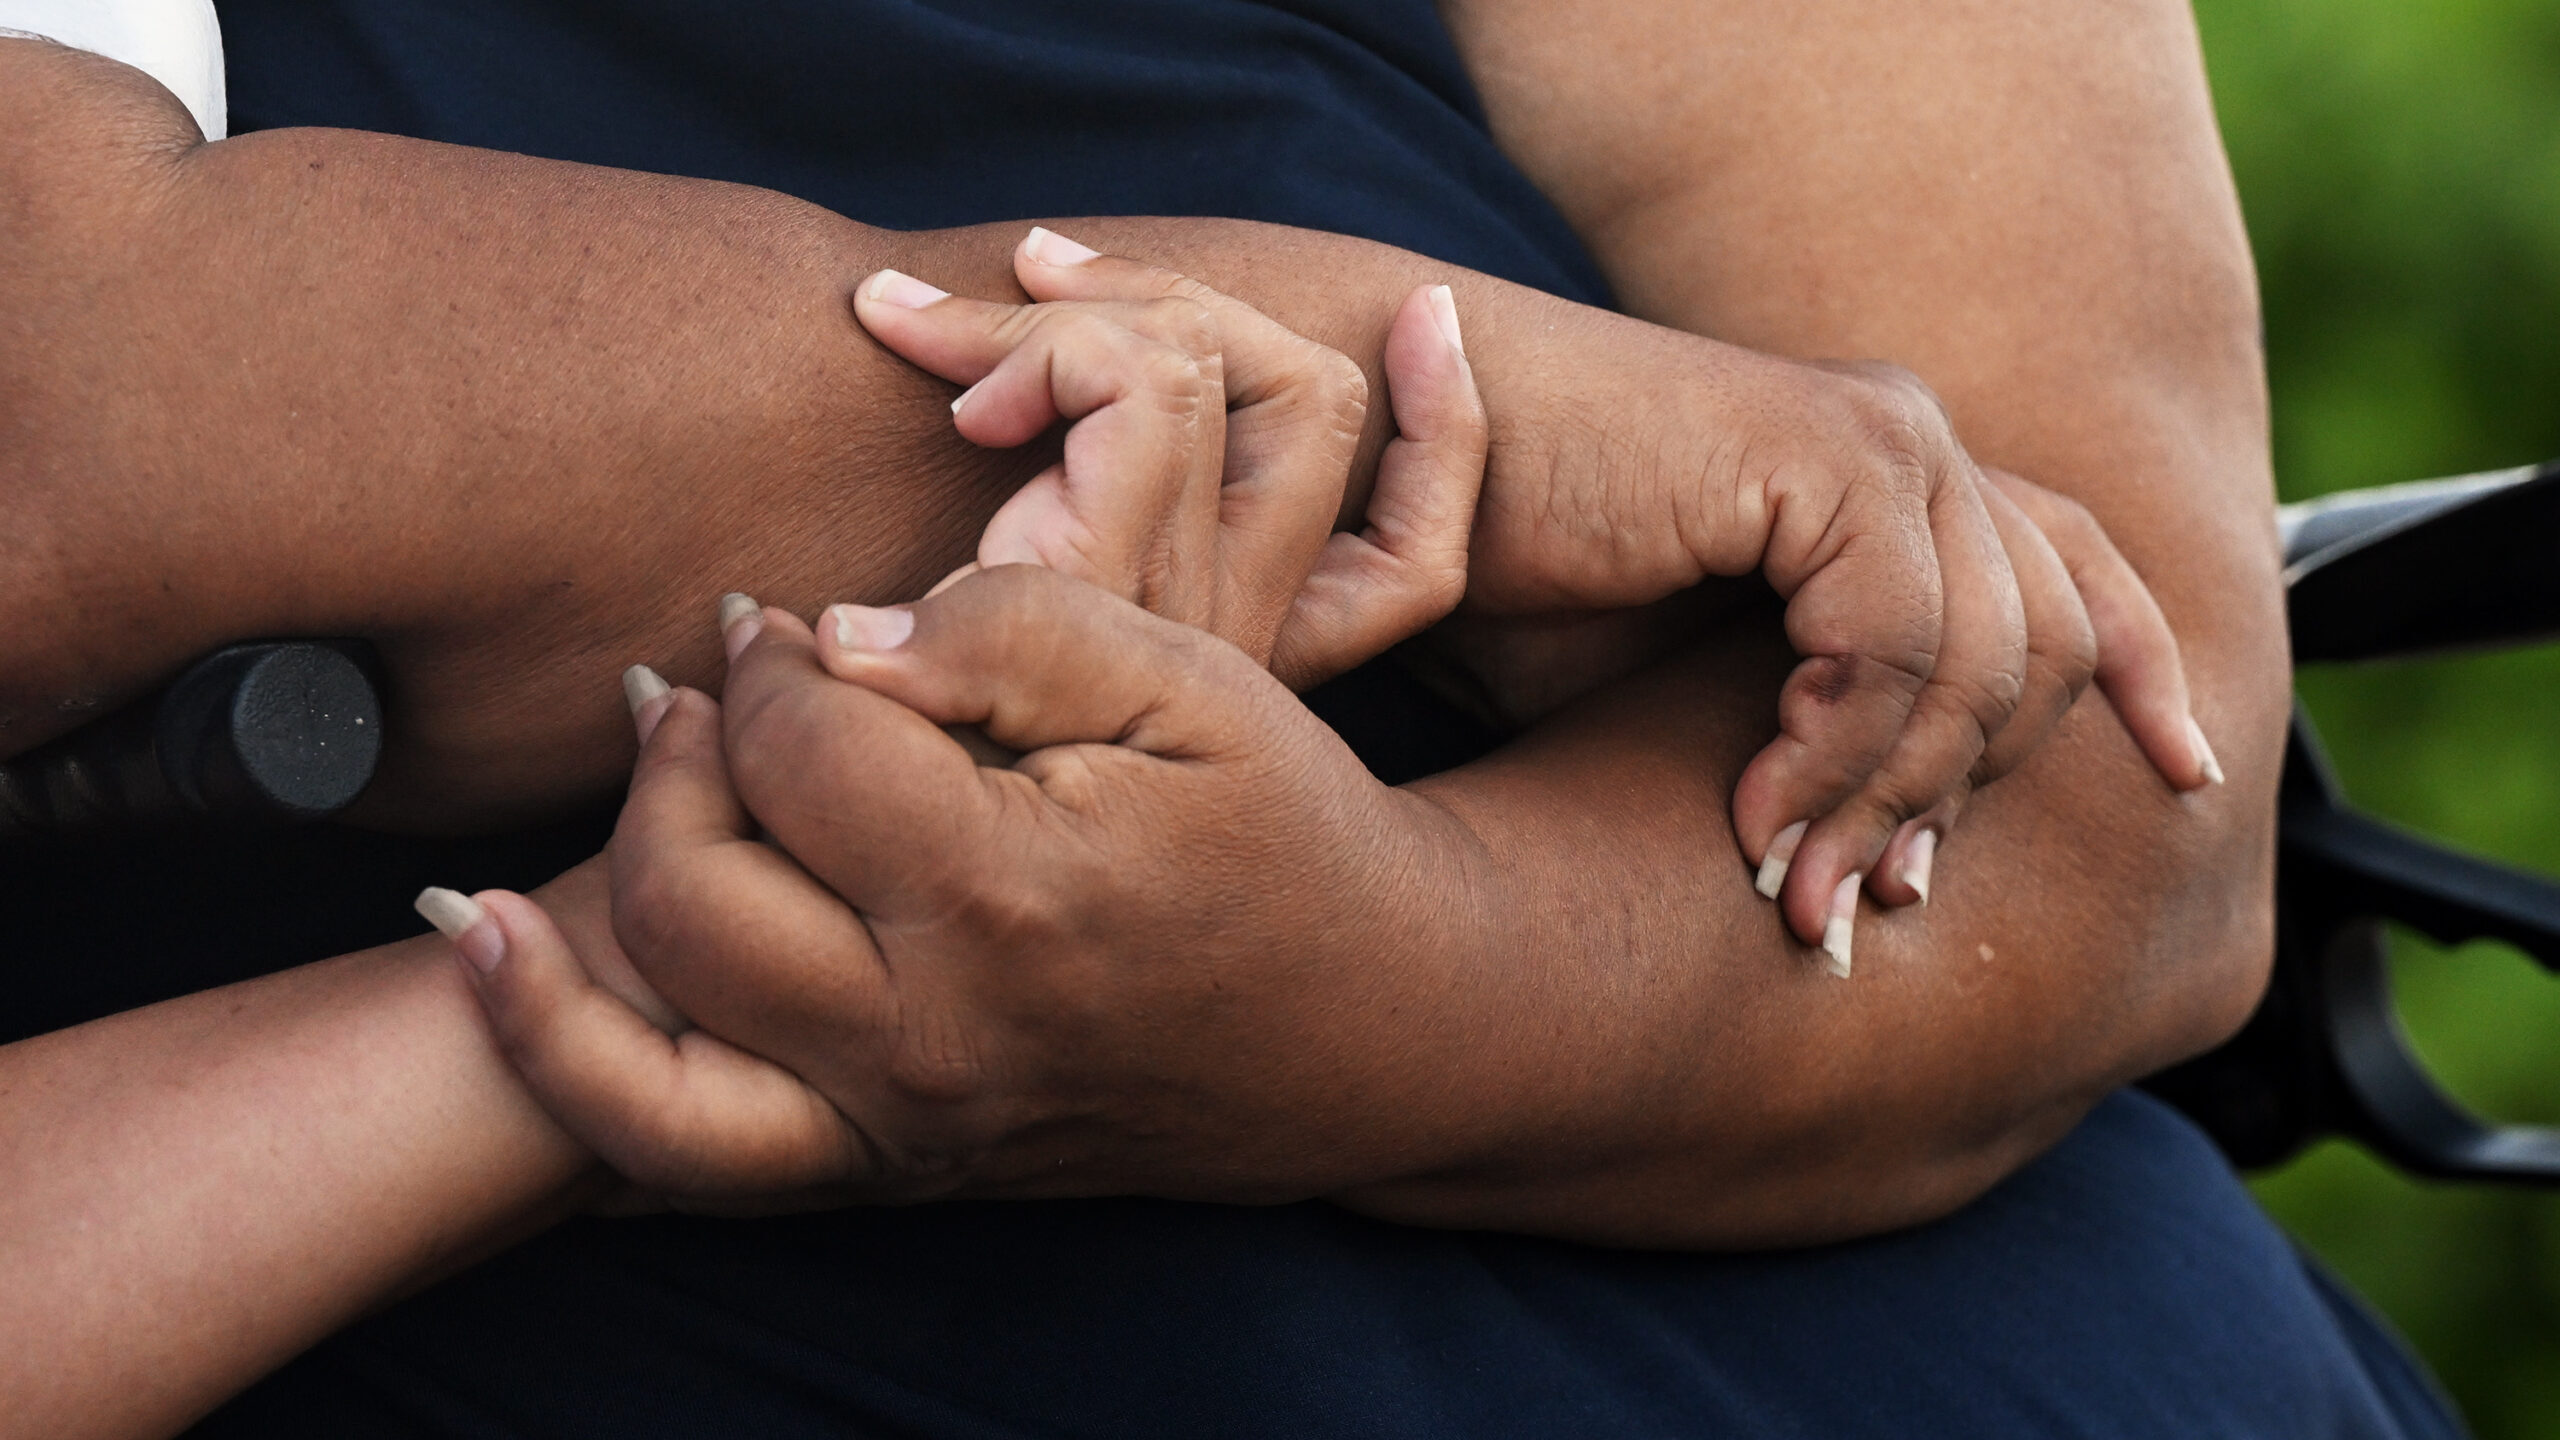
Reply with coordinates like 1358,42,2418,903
2192,0,2560,1433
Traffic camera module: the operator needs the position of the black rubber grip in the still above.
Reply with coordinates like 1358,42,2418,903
0,642,381,841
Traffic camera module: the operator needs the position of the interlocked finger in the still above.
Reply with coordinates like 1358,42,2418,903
858,280,1226,625
1985,470,2221,792
436,886,872,1204
1783,459,2023,954
1863,474,2097,907
1270,284,1486,689
1011,228,1375,657
858,236,1366,663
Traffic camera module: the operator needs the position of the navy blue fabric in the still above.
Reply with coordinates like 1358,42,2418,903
217,0,1613,309
195,1093,2455,1439
86,3,2467,1434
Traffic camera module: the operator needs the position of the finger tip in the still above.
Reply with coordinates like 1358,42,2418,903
1750,818,1809,898
1820,871,1862,977
1020,225,1102,268
418,885,509,974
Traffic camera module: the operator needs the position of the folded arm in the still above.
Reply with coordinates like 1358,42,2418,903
1355,0,2282,1239
469,0,2282,1246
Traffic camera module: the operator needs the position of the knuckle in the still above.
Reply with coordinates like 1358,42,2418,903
948,867,1076,963
881,1000,1000,1109
1409,552,1470,623
1138,294,1219,360
2038,607,2099,693
1944,657,2028,731
1817,363,1958,484
1860,756,1977,830
1132,340,1210,410
1310,344,1369,418
1156,270,1221,307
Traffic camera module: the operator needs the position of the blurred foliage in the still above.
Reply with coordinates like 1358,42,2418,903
2193,0,2560,1434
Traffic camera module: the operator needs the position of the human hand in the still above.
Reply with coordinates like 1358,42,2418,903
1448,341,2218,970
1008,245,2219,970
417,851,872,1216
845,229,1486,689
453,567,1492,1206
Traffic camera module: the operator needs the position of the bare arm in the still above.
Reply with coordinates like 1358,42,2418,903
2,3,2279,1300
1321,0,2280,1239
0,866,614,1440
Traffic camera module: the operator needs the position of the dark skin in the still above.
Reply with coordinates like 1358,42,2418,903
0,1,2278,1429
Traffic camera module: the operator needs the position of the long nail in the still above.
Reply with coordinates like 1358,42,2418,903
829,603,914,652
719,592,763,660
623,664,673,743
1900,827,1938,906
1755,820,1809,900
2187,715,2225,787
1821,873,1861,978
864,269,950,309
1427,284,1465,356
1023,225,1101,267
416,887,504,974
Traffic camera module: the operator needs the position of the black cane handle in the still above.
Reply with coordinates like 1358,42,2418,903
0,642,381,842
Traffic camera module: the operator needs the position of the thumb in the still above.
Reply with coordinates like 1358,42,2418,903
815,564,1285,762
1271,283,1483,689
418,886,869,1203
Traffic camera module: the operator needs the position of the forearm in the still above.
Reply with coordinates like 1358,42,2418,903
2,35,1565,826
1338,616,2257,1248
1321,0,2284,1246
0,906,594,1438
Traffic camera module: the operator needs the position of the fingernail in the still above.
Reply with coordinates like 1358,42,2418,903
2188,715,2225,787
864,269,950,309
1755,820,1809,900
623,663,672,715
416,887,504,974
1023,225,1102,266
1901,827,1938,906
623,664,674,743
1427,284,1465,357
828,603,914,652
950,379,980,418
719,592,764,659
1821,873,1860,978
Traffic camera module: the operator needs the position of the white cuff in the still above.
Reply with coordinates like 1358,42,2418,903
0,0,226,140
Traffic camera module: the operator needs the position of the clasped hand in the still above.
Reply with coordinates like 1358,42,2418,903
423,228,2214,1207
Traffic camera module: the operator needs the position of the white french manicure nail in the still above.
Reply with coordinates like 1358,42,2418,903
719,593,763,660
864,269,949,309
1822,873,1860,978
415,887,504,973
829,603,915,652
1901,827,1938,906
622,664,672,716
415,885,486,940
1023,225,1102,266
1755,820,1809,900
950,379,981,418
2188,715,2225,786
1427,284,1464,356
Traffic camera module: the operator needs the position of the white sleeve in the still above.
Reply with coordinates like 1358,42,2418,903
0,0,226,140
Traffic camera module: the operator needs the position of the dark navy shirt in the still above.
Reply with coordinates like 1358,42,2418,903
218,0,1613,306
7,2,2470,1434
